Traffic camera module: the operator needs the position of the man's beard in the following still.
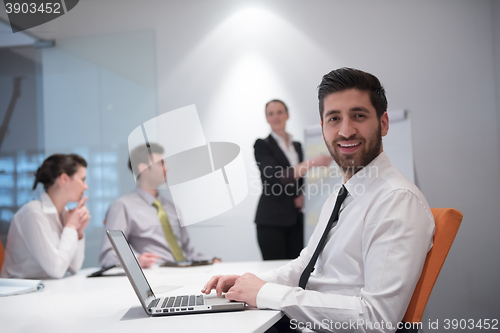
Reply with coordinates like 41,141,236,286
324,123,382,178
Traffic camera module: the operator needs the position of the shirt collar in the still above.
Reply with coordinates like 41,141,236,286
270,131,293,145
40,192,58,215
343,151,391,200
134,187,157,206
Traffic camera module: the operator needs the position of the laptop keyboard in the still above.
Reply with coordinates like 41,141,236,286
156,295,205,310
150,298,161,308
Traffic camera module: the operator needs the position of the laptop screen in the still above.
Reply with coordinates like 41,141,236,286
107,230,155,307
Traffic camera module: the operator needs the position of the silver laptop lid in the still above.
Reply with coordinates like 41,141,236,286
106,229,156,313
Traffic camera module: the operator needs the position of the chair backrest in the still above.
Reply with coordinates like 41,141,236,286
0,239,5,272
402,208,463,324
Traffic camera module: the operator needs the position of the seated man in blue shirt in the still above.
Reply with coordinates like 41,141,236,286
202,68,434,332
99,143,219,268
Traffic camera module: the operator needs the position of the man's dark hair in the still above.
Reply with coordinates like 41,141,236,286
128,143,164,174
265,99,288,114
317,67,387,120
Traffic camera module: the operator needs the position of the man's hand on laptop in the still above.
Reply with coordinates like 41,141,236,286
137,252,161,268
202,275,240,296
225,273,266,307
201,273,266,307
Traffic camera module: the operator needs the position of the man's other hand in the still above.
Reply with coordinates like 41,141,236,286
137,252,161,268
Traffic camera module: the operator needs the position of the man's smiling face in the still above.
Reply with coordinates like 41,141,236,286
321,88,389,179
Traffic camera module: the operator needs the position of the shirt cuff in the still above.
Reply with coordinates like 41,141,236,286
256,270,278,283
256,282,294,310
62,227,79,241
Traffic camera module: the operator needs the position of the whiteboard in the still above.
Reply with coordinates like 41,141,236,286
303,110,414,241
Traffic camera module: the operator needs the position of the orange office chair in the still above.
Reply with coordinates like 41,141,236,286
0,239,5,272
396,208,463,333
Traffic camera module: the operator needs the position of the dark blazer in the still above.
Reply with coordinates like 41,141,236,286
254,134,304,227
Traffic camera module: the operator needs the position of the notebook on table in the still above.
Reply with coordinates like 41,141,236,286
106,229,245,316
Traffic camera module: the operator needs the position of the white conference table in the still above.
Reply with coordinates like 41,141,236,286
1,260,289,333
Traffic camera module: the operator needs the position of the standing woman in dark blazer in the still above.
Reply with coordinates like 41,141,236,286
254,100,332,260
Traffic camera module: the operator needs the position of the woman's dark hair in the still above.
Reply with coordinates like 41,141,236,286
265,99,288,114
33,154,87,190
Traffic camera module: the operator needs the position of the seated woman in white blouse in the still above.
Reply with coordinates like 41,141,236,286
0,154,90,279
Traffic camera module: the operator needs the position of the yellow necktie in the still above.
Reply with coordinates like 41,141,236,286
152,199,186,262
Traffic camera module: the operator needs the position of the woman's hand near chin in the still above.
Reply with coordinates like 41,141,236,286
65,197,89,239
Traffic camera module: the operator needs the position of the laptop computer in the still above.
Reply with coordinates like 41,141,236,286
106,229,246,316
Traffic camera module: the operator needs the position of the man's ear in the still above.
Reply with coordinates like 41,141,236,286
381,112,389,137
320,120,326,142
320,119,326,142
137,162,148,175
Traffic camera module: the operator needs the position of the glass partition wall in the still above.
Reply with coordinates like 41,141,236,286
0,31,158,268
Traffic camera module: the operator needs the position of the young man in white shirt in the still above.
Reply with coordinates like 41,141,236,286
202,68,434,332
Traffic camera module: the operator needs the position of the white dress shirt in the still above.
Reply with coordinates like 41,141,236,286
99,187,209,268
256,152,435,333
271,131,300,166
0,192,85,279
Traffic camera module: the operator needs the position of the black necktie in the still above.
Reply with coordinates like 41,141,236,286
299,185,349,289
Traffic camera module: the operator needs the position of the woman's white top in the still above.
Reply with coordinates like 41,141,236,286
0,192,85,279
271,131,300,166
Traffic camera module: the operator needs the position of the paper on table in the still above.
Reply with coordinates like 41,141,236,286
0,278,44,296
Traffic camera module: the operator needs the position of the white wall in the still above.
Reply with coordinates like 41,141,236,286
1,0,499,324
494,0,500,163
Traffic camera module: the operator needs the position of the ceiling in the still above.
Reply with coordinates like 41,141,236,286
0,19,53,48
